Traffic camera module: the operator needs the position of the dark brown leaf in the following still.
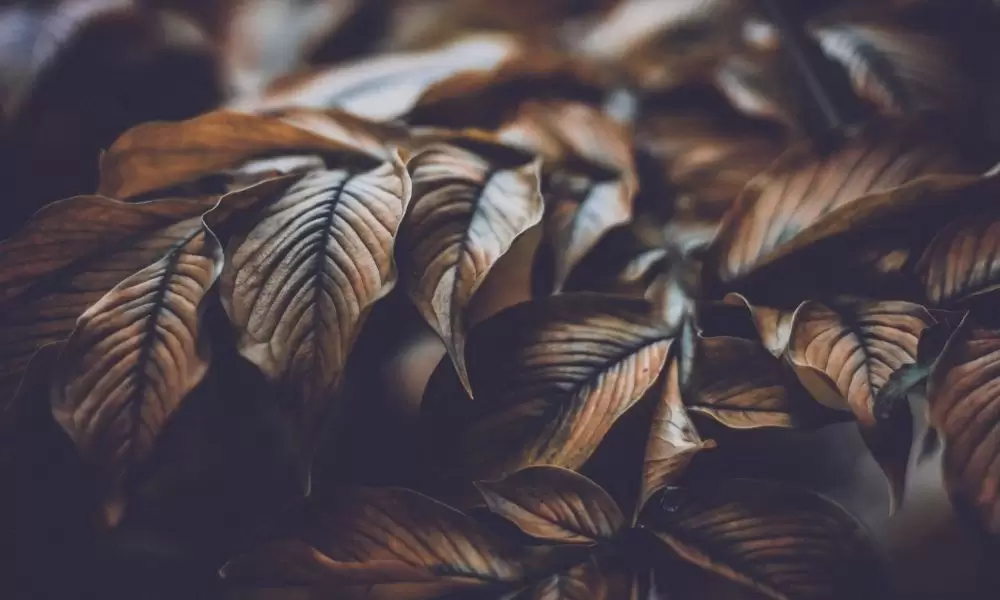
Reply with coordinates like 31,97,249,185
686,334,845,430
219,153,411,482
722,293,794,357
708,125,973,286
926,316,1000,533
505,558,607,600
638,353,714,515
787,299,934,509
398,139,543,394
50,223,222,526
0,194,219,411
476,466,624,544
221,486,526,599
644,479,885,600
916,202,1000,307
433,293,672,483
97,109,377,200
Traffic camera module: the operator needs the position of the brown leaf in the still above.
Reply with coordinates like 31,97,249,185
505,558,607,600
398,139,543,394
787,299,934,509
926,316,1000,533
722,293,794,357
644,479,885,600
916,202,1000,307
97,109,376,200
50,224,223,527
708,125,973,286
0,194,220,411
686,334,844,430
713,51,797,128
638,353,714,516
499,101,637,293
221,486,526,599
476,466,625,544
434,293,672,483
229,34,520,120
219,153,411,483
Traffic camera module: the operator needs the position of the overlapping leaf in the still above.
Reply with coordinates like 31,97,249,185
477,466,625,544
0,194,220,411
504,558,607,600
787,299,935,508
50,224,223,526
723,293,795,357
643,479,885,600
97,109,384,200
219,154,411,479
708,126,973,287
926,316,1000,533
429,293,672,482
222,486,527,599
398,139,543,393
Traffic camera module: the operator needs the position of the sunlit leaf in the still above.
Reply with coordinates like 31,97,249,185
686,334,845,430
49,223,223,526
477,466,624,544
97,109,379,200
433,293,672,483
219,153,411,484
398,139,543,394
221,486,526,599
926,316,1000,533
644,479,885,600
787,299,935,509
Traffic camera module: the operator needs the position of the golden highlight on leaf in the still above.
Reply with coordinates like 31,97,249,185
476,466,624,544
220,152,411,474
50,226,223,526
399,140,544,394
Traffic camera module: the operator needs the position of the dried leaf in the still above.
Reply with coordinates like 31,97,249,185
644,479,885,600
477,466,624,544
709,126,971,286
926,316,1000,533
916,205,1000,307
219,154,411,482
499,101,638,293
787,299,935,509
638,354,714,516
222,487,526,599
438,294,672,482
50,224,222,526
722,293,794,357
0,194,220,411
229,34,520,119
97,110,376,200
505,558,607,600
686,335,845,430
398,140,543,394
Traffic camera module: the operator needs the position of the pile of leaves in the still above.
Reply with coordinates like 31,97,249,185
1,0,999,598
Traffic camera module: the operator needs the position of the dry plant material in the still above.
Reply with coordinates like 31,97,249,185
2,1,999,598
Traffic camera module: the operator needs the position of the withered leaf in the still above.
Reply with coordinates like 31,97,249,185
787,299,935,509
476,466,624,544
644,479,885,600
222,486,526,600
926,316,1000,534
50,224,223,527
97,109,377,200
440,293,672,482
505,558,607,600
0,194,220,411
686,334,844,430
219,153,411,480
722,293,794,357
229,34,520,119
499,101,637,293
916,204,1000,308
708,126,971,286
638,353,714,516
398,140,543,394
